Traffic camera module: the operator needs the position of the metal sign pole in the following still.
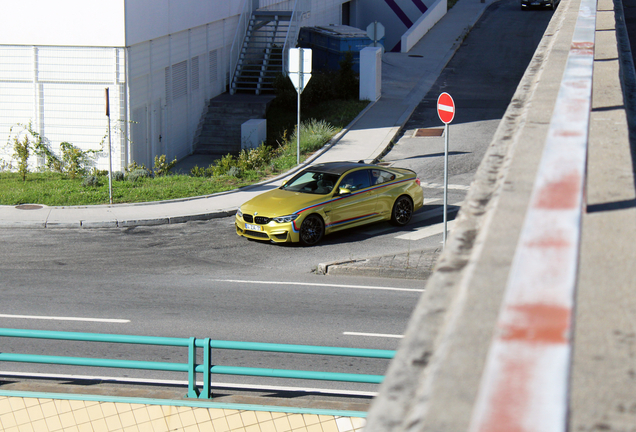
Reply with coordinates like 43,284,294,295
443,123,449,247
297,50,302,166
105,88,113,205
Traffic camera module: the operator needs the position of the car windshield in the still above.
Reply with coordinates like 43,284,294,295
281,171,340,194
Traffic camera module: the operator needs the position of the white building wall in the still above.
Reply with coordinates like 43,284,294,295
305,0,348,27
0,0,351,173
0,46,127,172
124,0,241,46
127,16,237,168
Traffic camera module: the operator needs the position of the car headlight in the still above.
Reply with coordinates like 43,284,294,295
273,214,299,223
236,208,243,218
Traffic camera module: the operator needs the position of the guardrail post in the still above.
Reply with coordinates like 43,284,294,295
187,337,199,398
201,338,212,399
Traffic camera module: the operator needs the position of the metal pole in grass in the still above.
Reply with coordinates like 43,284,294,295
105,88,113,205
297,79,301,165
288,48,311,166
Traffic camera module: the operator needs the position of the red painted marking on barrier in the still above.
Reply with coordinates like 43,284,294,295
501,304,571,344
571,42,594,55
554,130,583,137
525,237,571,249
535,172,581,209
475,353,532,432
571,42,594,49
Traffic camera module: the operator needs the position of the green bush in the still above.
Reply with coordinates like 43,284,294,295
190,165,214,177
237,145,277,171
128,168,152,182
113,171,125,181
60,141,95,179
212,154,237,176
12,134,30,182
227,166,242,177
336,51,359,100
153,154,177,177
82,175,100,187
302,71,338,107
291,119,337,153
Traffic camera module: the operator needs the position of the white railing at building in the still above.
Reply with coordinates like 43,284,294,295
229,0,310,90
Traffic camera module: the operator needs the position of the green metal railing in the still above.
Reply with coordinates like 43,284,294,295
0,328,395,399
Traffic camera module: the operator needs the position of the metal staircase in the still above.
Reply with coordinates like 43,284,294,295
230,10,292,95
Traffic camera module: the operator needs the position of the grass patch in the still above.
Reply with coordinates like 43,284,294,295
0,171,266,206
0,99,369,206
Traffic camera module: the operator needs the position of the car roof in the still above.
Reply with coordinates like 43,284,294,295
307,161,378,176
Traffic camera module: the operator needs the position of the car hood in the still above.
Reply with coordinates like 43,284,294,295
240,188,329,217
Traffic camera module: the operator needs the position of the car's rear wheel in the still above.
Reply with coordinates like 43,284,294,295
299,214,324,246
391,196,413,226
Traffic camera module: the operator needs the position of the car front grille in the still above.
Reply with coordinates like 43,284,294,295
243,214,254,223
255,216,271,224
245,230,269,239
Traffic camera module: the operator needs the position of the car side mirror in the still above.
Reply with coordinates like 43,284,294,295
338,187,351,196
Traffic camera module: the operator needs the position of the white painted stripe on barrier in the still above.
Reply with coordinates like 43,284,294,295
469,0,596,430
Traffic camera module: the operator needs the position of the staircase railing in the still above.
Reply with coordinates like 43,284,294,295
282,0,311,75
229,0,254,95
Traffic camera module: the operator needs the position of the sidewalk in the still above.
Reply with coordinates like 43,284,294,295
0,0,495,233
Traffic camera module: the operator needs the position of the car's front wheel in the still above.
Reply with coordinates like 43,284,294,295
391,196,413,226
299,214,324,246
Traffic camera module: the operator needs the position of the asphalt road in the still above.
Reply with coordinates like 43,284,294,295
386,0,553,184
0,0,552,403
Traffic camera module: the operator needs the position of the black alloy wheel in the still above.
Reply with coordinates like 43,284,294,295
299,214,324,246
391,196,413,226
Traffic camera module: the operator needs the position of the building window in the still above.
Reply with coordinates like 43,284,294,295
172,60,187,100
209,49,218,83
191,56,200,91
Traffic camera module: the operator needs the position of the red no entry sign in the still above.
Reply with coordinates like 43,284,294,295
437,92,455,124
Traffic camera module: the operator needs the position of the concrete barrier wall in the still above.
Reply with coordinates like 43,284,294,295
400,0,448,53
365,0,636,428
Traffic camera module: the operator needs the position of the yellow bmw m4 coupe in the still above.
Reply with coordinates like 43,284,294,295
235,161,424,246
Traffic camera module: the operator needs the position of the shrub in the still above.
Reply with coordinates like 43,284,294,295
290,119,337,153
126,161,148,173
0,159,13,172
112,171,125,181
227,166,242,177
12,134,30,182
60,141,95,179
302,71,338,107
82,175,100,187
190,165,215,178
212,154,238,176
272,73,297,108
237,145,276,171
337,51,359,100
153,154,177,177
128,168,151,182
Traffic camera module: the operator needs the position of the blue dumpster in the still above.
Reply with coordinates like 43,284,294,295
298,25,385,73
